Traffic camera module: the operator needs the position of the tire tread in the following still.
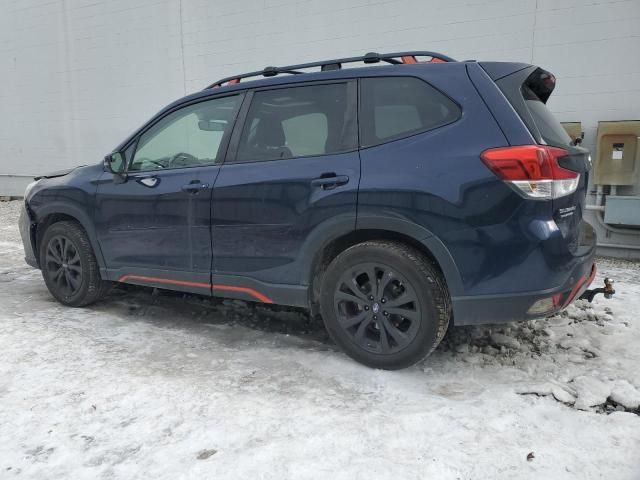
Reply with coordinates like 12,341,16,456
40,220,111,307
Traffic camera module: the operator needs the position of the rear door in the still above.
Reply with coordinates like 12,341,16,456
211,81,359,303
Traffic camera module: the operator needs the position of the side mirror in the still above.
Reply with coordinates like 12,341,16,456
104,152,126,175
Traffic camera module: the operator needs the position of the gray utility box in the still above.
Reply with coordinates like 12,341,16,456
604,196,640,226
593,121,640,186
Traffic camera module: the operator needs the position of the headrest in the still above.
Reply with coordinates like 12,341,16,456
254,119,285,146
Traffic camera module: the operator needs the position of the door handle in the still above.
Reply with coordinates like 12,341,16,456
135,176,159,188
311,174,349,190
181,181,210,193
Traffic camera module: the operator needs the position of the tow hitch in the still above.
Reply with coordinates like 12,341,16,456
579,277,615,303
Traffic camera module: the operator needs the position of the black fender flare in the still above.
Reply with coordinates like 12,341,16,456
356,215,463,297
296,213,357,283
31,201,106,269
298,214,463,297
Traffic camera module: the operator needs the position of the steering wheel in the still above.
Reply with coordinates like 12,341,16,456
131,157,166,171
169,152,199,167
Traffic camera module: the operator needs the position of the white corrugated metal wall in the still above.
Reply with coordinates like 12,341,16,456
1,0,640,196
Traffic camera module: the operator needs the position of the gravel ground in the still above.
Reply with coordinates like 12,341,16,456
0,200,639,479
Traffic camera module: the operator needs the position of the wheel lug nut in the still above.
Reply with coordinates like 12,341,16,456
373,315,377,320
369,295,374,301
364,306,369,310
383,311,388,316
381,298,386,303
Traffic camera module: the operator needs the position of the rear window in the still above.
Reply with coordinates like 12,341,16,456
522,81,572,148
497,66,573,148
360,77,461,147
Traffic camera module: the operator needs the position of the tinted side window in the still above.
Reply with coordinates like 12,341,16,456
360,77,461,147
130,95,241,172
236,83,356,162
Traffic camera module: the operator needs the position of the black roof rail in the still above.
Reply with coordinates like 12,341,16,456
204,51,456,89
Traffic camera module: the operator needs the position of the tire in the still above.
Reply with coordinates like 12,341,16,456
39,220,111,307
319,241,450,370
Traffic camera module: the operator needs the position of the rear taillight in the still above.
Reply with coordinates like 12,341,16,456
480,145,579,200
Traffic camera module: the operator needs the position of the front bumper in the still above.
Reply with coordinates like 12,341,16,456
19,203,38,268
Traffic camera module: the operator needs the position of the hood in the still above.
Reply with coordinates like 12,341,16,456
34,166,83,180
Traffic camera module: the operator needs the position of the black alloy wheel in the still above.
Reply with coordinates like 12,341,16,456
334,262,421,354
39,221,111,307
45,235,83,297
320,241,450,369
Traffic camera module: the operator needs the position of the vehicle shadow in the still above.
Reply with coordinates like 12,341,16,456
97,283,482,357
100,283,332,345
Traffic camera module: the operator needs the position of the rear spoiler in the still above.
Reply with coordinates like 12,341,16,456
479,62,532,81
482,62,556,104
488,63,564,147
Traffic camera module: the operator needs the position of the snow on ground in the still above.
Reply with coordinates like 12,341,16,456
0,200,639,479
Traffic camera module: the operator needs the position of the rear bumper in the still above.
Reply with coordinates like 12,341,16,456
452,220,597,325
452,259,596,325
19,203,38,268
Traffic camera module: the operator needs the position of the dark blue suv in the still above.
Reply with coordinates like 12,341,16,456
19,51,596,369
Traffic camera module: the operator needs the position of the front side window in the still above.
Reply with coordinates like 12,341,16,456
235,83,356,162
360,76,461,147
130,95,241,172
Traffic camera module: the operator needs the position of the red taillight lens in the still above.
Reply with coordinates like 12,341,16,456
480,145,579,199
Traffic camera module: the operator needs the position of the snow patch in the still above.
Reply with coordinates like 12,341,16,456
490,332,521,350
1,200,639,479
572,376,612,410
610,380,640,410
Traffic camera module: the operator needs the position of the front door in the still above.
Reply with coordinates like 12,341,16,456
95,93,243,293
211,81,359,303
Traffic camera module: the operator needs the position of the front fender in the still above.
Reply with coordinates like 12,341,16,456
30,200,106,270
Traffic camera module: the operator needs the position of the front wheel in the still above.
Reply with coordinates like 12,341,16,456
39,221,111,307
319,241,450,370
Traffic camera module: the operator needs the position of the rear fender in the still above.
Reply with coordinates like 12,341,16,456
356,215,464,297
299,214,463,297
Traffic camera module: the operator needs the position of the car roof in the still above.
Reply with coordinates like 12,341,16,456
114,52,532,151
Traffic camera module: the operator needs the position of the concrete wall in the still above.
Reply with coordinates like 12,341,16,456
1,0,640,196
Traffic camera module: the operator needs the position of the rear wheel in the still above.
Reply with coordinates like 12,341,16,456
39,221,110,307
319,241,450,369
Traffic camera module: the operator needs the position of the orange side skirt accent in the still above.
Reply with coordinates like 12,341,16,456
211,284,272,304
117,275,273,304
